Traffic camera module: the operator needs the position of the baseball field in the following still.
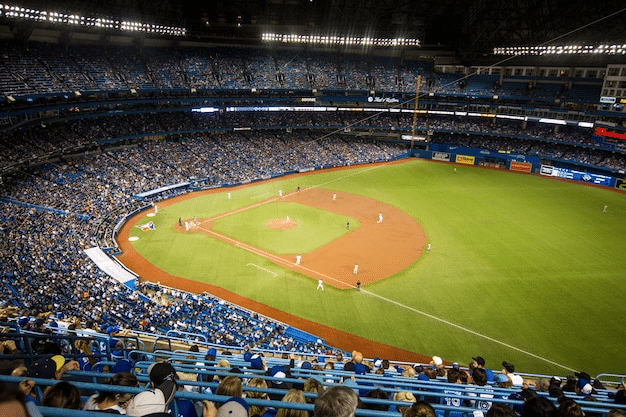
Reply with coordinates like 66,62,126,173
118,159,626,376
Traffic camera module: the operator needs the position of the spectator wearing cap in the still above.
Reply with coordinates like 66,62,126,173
472,356,495,383
574,372,595,397
502,361,524,386
493,374,518,404
267,365,293,401
126,379,178,417
496,373,513,389
147,361,210,417
548,377,564,399
247,354,265,371
28,355,80,381
216,397,248,417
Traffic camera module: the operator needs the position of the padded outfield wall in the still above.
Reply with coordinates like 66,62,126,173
412,147,620,189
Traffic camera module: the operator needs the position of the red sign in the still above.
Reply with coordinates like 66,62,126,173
595,127,626,141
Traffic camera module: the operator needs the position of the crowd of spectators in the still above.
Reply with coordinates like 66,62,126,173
1,336,626,417
0,39,602,104
1,130,406,217
1,111,623,174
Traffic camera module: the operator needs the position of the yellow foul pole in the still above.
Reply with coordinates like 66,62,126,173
411,75,421,140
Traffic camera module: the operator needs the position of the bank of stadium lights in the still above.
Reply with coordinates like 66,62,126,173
494,44,626,55
0,4,186,36
262,33,420,47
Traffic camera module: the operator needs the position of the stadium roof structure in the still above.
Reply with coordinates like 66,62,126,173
2,0,626,64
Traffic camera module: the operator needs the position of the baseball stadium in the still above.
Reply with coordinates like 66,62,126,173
0,1,625,417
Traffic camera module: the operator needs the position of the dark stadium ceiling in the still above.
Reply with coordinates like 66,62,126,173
7,0,626,60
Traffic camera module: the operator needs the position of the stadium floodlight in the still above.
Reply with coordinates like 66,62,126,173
494,44,626,55
1,2,186,36
261,32,420,48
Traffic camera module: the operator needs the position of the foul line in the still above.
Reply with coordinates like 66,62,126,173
202,224,349,287
246,263,277,277
197,162,577,372
359,289,577,372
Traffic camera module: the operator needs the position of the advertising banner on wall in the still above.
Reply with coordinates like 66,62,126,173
540,165,613,186
432,151,451,162
510,161,532,173
455,155,475,165
616,179,626,191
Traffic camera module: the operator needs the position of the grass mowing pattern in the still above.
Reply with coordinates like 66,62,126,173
129,160,626,375
211,202,359,254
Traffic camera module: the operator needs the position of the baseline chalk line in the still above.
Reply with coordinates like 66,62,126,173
246,263,278,277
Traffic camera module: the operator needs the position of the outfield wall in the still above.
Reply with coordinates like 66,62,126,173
412,146,621,189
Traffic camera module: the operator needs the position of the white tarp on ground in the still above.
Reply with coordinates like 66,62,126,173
84,247,137,290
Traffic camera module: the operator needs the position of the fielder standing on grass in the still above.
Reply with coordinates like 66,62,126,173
317,279,324,291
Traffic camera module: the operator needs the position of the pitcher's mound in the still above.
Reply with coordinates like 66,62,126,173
267,218,298,230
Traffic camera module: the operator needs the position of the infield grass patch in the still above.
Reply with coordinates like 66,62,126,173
211,201,359,254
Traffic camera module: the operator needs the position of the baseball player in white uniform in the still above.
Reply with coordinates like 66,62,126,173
378,212,383,223
296,254,301,265
353,263,358,274
317,279,324,291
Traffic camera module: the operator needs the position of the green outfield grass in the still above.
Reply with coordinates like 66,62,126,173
129,160,626,376
211,202,359,254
